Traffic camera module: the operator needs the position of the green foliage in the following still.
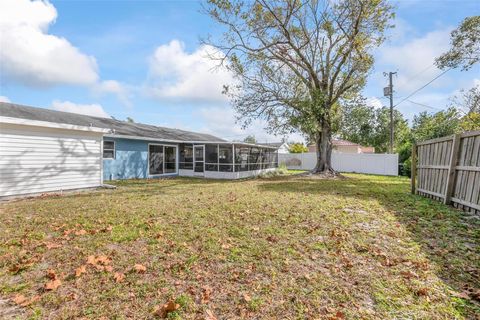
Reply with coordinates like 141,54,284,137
411,107,460,141
436,16,480,71
243,135,257,144
459,112,480,131
338,97,410,154
288,143,308,153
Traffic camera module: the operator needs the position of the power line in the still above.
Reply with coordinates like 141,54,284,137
394,68,452,108
393,63,436,92
406,99,442,111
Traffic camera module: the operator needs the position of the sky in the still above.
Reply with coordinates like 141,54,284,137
0,0,479,143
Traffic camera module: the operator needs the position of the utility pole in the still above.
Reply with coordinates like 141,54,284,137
383,72,397,154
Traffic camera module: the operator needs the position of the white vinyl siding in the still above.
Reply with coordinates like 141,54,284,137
0,123,103,197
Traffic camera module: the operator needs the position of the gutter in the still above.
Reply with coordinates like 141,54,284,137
103,133,278,149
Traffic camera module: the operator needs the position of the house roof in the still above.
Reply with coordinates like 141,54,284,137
0,102,225,142
332,139,360,146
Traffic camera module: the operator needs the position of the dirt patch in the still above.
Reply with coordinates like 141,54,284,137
297,171,347,179
0,298,24,319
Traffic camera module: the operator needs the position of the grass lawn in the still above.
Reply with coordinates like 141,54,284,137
0,173,479,319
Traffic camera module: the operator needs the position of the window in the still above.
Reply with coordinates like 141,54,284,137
149,145,164,175
149,144,177,175
103,141,115,159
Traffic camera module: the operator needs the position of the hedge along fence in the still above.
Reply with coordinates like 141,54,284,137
411,130,480,214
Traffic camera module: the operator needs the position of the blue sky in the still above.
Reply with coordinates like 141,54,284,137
0,0,479,143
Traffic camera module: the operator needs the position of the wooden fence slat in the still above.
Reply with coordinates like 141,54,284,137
411,144,417,194
444,134,461,205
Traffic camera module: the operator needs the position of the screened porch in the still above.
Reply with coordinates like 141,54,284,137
178,143,278,178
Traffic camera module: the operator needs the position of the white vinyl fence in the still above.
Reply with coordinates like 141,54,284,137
279,152,398,176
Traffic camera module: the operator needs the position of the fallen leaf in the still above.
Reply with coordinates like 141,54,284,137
201,285,213,304
242,293,251,302
75,229,87,236
96,255,111,265
46,269,57,280
12,294,26,305
75,265,87,277
9,265,21,274
45,279,62,291
330,310,345,319
67,292,78,301
104,265,113,272
86,255,97,265
400,270,418,279
417,287,429,296
134,264,147,273
94,265,105,271
12,294,40,307
114,272,125,283
153,300,180,318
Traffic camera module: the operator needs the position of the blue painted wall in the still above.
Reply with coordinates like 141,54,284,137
103,138,178,181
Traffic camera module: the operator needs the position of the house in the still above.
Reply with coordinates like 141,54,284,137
262,142,290,154
0,102,278,197
308,139,375,154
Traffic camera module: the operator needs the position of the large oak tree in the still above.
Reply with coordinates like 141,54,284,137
204,0,393,173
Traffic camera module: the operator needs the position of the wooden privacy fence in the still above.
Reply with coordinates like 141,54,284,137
411,130,480,214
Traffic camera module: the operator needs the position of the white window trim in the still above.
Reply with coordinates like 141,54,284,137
103,140,115,160
148,143,178,177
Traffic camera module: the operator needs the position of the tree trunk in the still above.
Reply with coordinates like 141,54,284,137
312,122,336,174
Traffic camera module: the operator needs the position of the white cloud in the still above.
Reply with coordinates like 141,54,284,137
0,0,98,87
51,100,109,118
0,96,11,103
366,97,384,109
146,40,235,102
196,106,304,143
94,80,132,107
379,28,452,93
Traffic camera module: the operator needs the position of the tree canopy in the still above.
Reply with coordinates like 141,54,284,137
338,97,410,153
436,16,480,71
242,135,257,144
204,0,394,173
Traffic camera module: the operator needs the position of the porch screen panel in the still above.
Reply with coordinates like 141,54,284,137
179,144,193,170
149,145,164,175
164,146,176,173
249,147,260,170
205,144,218,171
219,144,233,172
235,146,249,172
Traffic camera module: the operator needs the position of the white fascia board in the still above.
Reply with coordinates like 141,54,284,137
104,134,278,149
0,116,110,133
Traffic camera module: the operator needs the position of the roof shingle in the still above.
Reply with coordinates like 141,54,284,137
0,102,225,142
